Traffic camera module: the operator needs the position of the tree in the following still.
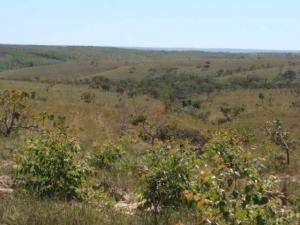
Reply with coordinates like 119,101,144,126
0,90,33,136
258,92,265,104
280,70,297,82
266,119,295,165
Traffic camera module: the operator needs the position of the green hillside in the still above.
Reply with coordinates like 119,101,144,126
0,45,299,225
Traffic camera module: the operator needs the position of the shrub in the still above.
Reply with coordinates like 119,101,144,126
183,131,296,224
217,116,229,125
238,127,255,144
30,91,36,99
0,89,33,136
90,77,113,91
290,100,300,107
130,114,147,126
182,99,201,109
280,70,297,82
80,92,95,103
140,144,196,212
258,92,265,104
219,103,246,122
275,70,298,87
93,143,123,169
15,129,89,200
156,124,206,146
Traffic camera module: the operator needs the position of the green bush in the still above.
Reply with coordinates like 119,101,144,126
182,99,201,109
183,131,296,224
80,91,95,103
130,114,147,126
156,124,206,145
0,89,31,136
15,129,89,200
219,103,246,122
279,70,297,82
140,145,196,212
93,143,123,169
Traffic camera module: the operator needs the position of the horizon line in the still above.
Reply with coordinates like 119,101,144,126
1,42,300,53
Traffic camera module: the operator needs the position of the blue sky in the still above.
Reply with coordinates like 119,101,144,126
1,0,300,50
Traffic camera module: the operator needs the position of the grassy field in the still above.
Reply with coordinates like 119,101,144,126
0,45,299,224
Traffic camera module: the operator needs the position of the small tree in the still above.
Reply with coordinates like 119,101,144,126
266,119,295,165
280,70,297,82
0,90,33,136
258,92,265,104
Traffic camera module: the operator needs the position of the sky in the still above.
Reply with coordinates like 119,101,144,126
1,0,300,50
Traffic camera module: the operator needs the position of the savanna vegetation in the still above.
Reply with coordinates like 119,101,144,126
0,44,299,225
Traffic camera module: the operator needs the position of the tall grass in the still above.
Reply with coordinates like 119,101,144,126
0,195,167,225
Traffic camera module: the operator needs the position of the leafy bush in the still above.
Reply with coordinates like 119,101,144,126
156,124,206,146
182,99,201,109
274,70,298,87
140,144,196,212
30,91,36,99
130,114,147,126
80,91,95,103
182,131,296,224
15,128,89,200
279,70,297,82
238,127,256,144
219,103,246,122
291,100,300,107
258,92,265,104
93,143,123,169
0,89,32,136
90,77,113,91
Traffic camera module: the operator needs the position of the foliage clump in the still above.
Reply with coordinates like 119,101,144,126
15,126,89,200
139,131,295,224
183,131,295,224
266,119,295,165
131,115,206,147
0,89,32,136
182,99,201,109
93,143,123,169
219,103,246,123
156,124,206,146
140,143,196,212
80,91,95,103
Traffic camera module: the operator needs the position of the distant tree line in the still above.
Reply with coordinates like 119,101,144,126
83,70,299,103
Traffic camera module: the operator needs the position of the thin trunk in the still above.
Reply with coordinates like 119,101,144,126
286,148,290,165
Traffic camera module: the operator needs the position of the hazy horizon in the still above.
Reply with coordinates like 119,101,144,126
1,43,300,53
1,0,300,50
